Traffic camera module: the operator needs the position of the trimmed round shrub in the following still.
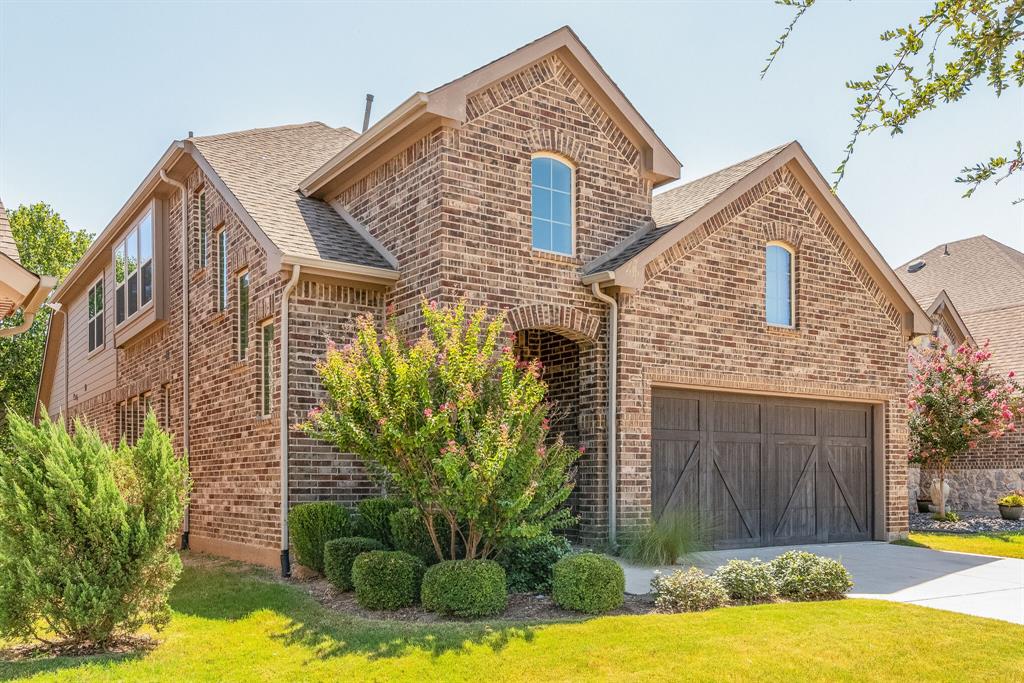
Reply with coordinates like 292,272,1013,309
351,550,425,610
290,502,352,574
551,553,624,614
713,558,779,604
421,560,508,617
498,533,571,593
353,497,405,547
651,567,728,612
324,536,385,591
770,551,853,601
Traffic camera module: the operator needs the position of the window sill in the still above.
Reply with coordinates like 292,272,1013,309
191,267,208,283
530,249,579,266
766,323,800,336
86,344,106,360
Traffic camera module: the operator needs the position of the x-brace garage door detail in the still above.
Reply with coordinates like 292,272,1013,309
651,389,874,549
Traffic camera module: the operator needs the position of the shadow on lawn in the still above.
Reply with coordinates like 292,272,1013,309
169,558,544,661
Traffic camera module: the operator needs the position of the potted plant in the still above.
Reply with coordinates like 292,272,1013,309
997,492,1024,521
916,497,932,513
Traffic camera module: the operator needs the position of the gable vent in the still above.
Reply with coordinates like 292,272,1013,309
907,260,926,273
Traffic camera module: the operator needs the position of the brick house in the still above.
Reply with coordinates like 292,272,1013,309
36,27,931,573
898,236,1024,512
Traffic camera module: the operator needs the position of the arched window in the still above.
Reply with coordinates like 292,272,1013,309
531,153,574,255
766,242,794,327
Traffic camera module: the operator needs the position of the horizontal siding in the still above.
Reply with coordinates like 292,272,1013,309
65,265,117,408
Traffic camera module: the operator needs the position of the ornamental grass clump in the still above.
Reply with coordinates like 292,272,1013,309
300,300,581,562
0,411,189,647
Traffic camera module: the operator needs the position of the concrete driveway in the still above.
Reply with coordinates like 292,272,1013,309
620,541,1024,624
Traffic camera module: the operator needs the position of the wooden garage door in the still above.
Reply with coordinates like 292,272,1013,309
651,389,874,549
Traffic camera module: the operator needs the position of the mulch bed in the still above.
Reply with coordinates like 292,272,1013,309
909,511,1024,534
0,635,154,662
294,574,657,624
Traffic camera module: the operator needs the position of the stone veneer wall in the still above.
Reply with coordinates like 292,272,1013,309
909,431,1024,514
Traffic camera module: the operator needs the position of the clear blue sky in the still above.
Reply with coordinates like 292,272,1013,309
1,0,1021,266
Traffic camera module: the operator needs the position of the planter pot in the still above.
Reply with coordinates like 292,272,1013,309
917,499,933,513
998,505,1023,521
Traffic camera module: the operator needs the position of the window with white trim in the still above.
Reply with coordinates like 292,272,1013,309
196,190,208,268
531,153,574,255
261,320,274,416
238,270,250,360
87,278,104,352
216,228,228,311
114,210,153,325
766,242,795,327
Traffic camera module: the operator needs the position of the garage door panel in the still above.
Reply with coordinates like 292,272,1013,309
708,441,761,546
822,445,871,541
651,389,874,550
767,442,818,544
651,439,700,521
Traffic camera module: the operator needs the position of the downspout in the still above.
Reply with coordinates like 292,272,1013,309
160,169,191,550
279,264,301,577
590,282,618,547
0,311,36,337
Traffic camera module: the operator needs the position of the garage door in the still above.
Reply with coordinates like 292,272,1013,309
651,388,874,549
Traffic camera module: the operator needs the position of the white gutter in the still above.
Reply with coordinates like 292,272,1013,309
279,264,301,577
159,170,191,550
0,275,57,338
590,281,618,547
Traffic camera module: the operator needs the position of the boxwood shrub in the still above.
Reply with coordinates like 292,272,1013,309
713,558,778,604
651,567,728,612
290,502,351,573
770,551,853,601
421,560,508,617
323,536,385,591
551,553,624,614
498,533,571,593
353,497,405,547
351,550,425,610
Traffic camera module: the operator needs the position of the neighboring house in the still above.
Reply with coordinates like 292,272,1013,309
36,27,931,573
0,198,56,334
897,236,1024,512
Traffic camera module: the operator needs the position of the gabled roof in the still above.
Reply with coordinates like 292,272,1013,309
300,26,681,199
585,144,790,274
897,235,1024,374
0,197,56,326
189,123,394,270
583,141,932,338
926,289,974,347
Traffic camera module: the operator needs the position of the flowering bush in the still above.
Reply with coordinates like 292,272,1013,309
651,567,729,613
300,301,580,561
770,551,852,601
713,558,779,604
908,339,1023,515
996,492,1024,507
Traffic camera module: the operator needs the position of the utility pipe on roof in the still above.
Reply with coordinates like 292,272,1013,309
279,264,301,577
160,169,191,550
590,281,618,547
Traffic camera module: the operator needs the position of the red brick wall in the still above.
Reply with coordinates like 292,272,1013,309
619,167,910,539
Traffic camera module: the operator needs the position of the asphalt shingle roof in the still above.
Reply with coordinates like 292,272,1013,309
0,198,19,263
585,144,789,274
191,123,393,270
897,235,1024,375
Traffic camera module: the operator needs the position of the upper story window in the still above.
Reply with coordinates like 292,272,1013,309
87,278,104,352
114,210,153,326
238,270,250,360
217,228,228,311
531,153,574,255
766,242,794,327
261,320,274,417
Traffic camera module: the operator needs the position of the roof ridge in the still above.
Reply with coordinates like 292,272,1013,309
654,142,792,203
896,233,993,269
191,121,335,143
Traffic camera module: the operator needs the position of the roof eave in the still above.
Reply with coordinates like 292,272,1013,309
278,252,400,286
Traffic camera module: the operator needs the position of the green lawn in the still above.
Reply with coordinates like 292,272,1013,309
2,555,1022,682
897,531,1024,559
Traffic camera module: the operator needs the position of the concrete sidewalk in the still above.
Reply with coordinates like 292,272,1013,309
619,541,1024,624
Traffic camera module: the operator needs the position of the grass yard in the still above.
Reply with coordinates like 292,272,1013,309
2,555,1023,683
896,531,1024,559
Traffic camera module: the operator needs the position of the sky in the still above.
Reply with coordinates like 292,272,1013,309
0,0,1021,268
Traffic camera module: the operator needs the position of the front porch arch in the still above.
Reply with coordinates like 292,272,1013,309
506,303,601,345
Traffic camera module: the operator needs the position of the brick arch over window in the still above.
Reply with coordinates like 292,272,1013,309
761,221,803,250
506,303,600,345
525,129,588,167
